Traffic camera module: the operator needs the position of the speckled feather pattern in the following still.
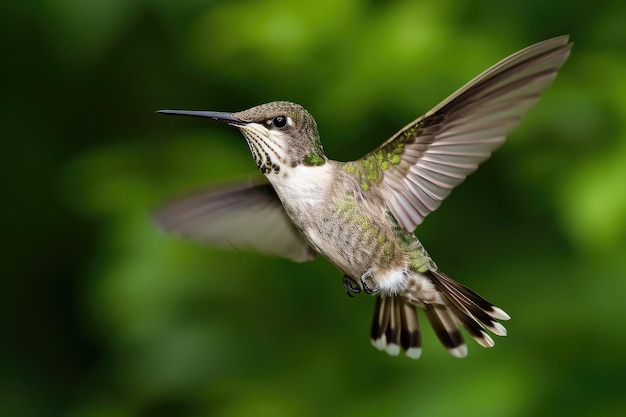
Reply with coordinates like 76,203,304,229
156,36,572,359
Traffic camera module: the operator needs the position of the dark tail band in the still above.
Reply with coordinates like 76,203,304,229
370,270,509,359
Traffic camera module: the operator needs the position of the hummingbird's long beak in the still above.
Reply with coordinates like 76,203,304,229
156,109,245,125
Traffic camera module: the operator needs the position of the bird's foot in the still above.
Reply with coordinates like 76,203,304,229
343,275,361,297
360,270,379,294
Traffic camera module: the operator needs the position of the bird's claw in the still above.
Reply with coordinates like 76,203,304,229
343,275,361,297
360,270,379,294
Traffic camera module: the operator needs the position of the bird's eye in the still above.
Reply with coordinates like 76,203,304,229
272,116,288,128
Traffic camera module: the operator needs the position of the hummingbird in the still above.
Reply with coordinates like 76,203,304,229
155,36,572,359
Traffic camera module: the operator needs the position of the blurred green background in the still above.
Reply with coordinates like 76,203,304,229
2,0,625,416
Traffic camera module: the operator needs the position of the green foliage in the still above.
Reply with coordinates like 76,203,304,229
2,0,626,416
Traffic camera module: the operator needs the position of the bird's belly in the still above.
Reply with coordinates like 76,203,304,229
272,169,411,288
303,227,365,275
306,224,413,294
300,209,402,281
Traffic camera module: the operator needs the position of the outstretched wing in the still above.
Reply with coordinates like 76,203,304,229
153,181,316,262
364,35,572,231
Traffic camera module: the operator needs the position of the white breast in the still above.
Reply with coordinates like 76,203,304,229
266,163,334,249
269,163,334,209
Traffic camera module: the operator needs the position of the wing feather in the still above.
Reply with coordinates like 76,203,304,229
359,35,572,231
153,181,316,262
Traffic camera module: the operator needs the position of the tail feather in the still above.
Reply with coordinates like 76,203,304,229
432,271,511,321
428,270,510,336
426,269,509,354
371,296,421,359
399,299,420,358
443,301,496,348
369,270,509,359
424,304,467,358
370,296,389,351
